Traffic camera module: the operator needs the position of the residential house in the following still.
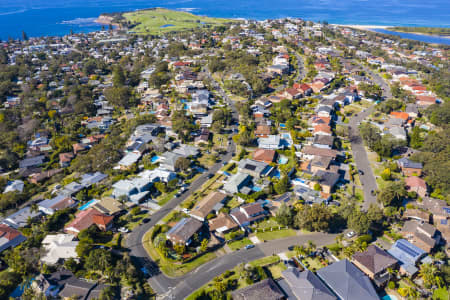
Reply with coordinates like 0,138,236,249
166,217,203,245
255,124,272,138
92,197,126,216
295,185,327,205
38,194,77,215
41,234,78,265
223,173,252,194
388,127,407,141
173,144,199,158
252,149,277,164
0,224,27,253
313,135,334,149
316,259,379,300
64,208,113,236
387,239,426,275
112,178,151,204
405,176,427,198
231,278,284,300
397,157,423,176
59,152,75,168
416,95,436,106
2,206,42,229
312,170,340,194
405,104,419,118
258,135,283,150
401,220,439,253
117,152,141,170
283,87,302,100
316,106,332,118
352,245,398,287
313,124,332,136
139,168,177,183
230,202,268,227
3,180,24,194
281,268,336,300
208,213,239,234
159,152,184,172
32,270,75,298
19,155,45,169
189,191,227,222
59,275,103,300
403,208,430,223
302,146,339,160
238,159,273,178
80,172,108,187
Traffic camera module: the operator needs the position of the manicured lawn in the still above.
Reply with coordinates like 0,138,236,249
249,255,280,267
227,238,252,251
256,229,297,241
156,189,179,206
254,218,281,230
301,257,328,271
123,8,232,35
142,229,217,277
267,262,287,279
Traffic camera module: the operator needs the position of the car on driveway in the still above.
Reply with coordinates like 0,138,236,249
358,170,364,175
244,244,255,250
118,227,129,233
346,231,356,238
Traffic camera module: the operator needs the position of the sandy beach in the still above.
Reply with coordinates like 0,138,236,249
333,24,389,30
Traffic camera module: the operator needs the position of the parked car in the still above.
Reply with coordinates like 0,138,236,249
244,244,255,250
118,227,129,233
142,218,151,223
358,170,364,175
346,231,356,238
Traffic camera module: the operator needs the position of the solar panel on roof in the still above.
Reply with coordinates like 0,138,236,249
397,240,420,257
244,164,256,171
443,207,450,214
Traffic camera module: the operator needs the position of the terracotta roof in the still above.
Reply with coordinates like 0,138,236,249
255,125,271,136
0,224,21,241
314,124,331,134
405,176,427,189
390,111,409,121
252,149,276,163
190,191,227,220
92,214,114,226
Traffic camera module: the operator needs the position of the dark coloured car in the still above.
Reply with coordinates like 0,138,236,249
358,170,364,175
142,218,151,223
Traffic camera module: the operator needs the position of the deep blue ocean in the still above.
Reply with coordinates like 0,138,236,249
0,0,449,42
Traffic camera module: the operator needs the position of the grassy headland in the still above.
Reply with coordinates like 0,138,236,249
387,26,450,36
100,8,235,35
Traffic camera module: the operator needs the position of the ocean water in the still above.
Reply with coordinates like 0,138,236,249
0,0,449,40
371,29,450,45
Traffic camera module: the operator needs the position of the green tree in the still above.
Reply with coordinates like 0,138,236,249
377,181,407,207
274,176,290,195
295,204,333,232
275,203,294,227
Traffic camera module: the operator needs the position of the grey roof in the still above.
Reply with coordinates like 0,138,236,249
352,245,398,275
231,278,285,300
398,157,423,169
224,172,251,193
80,172,108,187
19,155,45,169
315,170,340,187
316,259,379,300
238,158,272,177
313,135,334,147
166,217,203,244
173,144,199,157
59,276,96,299
387,239,426,266
282,268,336,300
3,206,42,228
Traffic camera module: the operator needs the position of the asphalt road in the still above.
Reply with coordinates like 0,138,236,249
348,65,392,209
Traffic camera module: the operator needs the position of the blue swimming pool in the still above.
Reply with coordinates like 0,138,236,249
151,155,160,163
252,186,262,192
79,199,98,211
381,295,399,300
278,156,288,165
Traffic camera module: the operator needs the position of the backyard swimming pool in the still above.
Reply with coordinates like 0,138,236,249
151,155,160,163
381,295,399,300
79,199,98,211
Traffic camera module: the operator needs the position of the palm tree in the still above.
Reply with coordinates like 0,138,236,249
294,245,307,257
307,240,316,253
419,263,438,288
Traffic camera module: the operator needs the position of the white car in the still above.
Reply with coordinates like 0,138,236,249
346,231,356,238
118,227,129,233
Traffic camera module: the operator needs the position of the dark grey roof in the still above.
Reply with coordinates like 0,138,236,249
231,278,285,300
59,276,95,299
315,170,340,187
313,135,334,146
166,217,203,243
352,245,398,275
316,259,379,300
282,268,336,300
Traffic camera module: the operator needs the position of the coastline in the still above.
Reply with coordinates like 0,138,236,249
334,24,389,30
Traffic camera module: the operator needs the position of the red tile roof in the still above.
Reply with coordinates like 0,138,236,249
405,176,427,189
